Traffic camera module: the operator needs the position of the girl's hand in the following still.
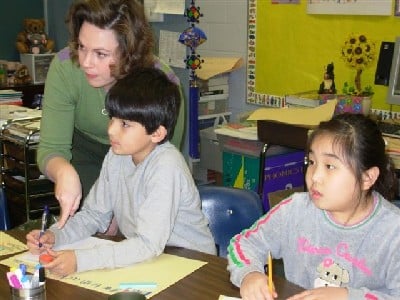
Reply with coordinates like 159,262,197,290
240,272,277,300
42,249,77,277
287,287,348,300
26,230,55,254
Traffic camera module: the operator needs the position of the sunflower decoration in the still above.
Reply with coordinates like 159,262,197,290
341,33,376,96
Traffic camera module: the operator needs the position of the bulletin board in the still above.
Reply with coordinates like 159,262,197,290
246,0,400,111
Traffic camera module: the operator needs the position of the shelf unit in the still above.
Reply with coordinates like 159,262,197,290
0,117,59,228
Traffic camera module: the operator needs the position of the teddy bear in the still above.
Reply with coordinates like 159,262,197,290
16,19,55,54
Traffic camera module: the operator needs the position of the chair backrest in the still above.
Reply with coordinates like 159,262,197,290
199,185,264,258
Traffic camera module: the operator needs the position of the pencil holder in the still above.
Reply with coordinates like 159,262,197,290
10,283,46,300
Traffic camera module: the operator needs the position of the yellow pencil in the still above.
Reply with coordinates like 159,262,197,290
268,251,273,294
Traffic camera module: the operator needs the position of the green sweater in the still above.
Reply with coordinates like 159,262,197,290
37,47,185,175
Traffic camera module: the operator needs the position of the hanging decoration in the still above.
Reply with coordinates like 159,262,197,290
179,0,206,159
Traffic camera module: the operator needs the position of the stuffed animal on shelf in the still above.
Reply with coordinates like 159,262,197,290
318,62,336,94
16,19,55,54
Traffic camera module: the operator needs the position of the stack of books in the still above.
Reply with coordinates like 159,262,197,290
0,104,41,128
0,89,23,106
198,74,231,129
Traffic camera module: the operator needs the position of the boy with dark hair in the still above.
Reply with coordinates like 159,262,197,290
27,68,216,276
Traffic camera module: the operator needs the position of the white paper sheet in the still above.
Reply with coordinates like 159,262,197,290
159,30,186,68
153,0,185,14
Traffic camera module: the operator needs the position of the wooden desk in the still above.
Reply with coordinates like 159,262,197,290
0,230,304,299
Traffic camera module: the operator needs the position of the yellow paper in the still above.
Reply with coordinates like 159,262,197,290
0,251,206,297
196,57,244,80
0,232,28,256
247,100,337,127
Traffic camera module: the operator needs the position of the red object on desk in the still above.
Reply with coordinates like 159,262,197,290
39,253,54,264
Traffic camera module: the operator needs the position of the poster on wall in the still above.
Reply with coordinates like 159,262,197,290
307,0,391,16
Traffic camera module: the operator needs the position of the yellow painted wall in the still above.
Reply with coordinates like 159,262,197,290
256,1,400,110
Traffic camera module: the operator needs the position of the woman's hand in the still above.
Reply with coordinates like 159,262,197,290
26,230,55,254
287,287,348,300
46,157,82,228
240,272,277,300
42,249,77,277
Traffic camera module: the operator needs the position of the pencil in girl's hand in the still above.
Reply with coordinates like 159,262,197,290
268,251,274,294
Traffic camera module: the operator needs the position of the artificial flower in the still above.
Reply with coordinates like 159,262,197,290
341,33,376,95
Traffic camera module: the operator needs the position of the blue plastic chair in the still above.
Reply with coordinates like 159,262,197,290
199,185,264,258
0,187,10,230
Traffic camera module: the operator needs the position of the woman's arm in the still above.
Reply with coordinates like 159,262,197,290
37,49,82,227
37,50,77,173
46,157,82,228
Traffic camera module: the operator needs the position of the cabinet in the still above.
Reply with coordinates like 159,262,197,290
0,118,59,228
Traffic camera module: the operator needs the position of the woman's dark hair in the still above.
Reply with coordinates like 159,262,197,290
105,68,181,143
307,113,397,200
66,0,154,78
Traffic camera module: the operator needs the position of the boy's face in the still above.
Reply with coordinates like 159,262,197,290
108,117,158,164
305,134,361,223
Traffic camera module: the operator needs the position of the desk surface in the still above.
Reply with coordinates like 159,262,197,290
0,230,304,300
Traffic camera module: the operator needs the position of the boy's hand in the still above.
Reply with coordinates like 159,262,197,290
287,287,348,300
240,271,278,300
42,249,77,277
26,230,55,254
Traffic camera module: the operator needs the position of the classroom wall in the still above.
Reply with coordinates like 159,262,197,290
0,0,44,61
198,1,400,116
197,0,258,121
46,0,72,51
257,1,400,112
